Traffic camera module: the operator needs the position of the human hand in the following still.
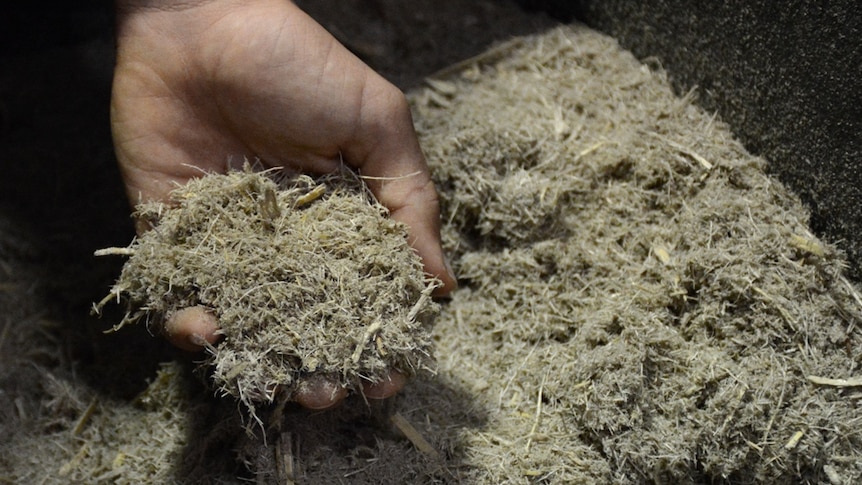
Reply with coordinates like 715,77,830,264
111,0,455,408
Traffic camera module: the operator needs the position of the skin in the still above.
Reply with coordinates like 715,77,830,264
112,0,456,409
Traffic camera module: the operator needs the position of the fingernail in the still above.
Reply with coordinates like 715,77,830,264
188,333,209,348
443,256,456,285
443,254,454,277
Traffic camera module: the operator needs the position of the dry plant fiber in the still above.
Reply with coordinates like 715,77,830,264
403,24,862,484
96,167,439,415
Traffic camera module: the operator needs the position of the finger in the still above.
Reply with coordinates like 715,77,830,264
343,84,457,295
164,305,222,352
387,177,457,297
294,374,348,410
362,370,407,400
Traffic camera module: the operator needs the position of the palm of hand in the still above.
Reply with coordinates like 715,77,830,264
112,1,412,204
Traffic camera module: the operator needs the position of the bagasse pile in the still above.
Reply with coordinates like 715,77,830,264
3,24,862,484
406,25,862,483
96,170,439,410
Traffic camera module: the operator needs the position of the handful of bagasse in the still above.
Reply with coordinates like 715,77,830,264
94,166,440,414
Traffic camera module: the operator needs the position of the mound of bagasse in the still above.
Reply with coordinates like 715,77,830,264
97,168,439,410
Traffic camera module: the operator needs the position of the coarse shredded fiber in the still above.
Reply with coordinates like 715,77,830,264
404,25,862,484
96,168,439,414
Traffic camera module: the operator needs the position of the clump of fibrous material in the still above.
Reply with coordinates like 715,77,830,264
96,168,439,411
